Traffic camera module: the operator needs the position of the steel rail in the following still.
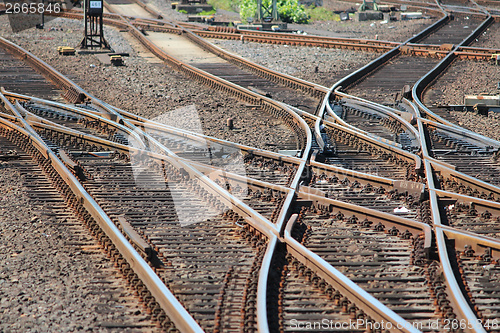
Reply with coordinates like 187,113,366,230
24,114,293,198
35,114,297,239
101,6,318,329
20,109,283,237
330,92,420,149
308,160,426,195
128,0,163,19
430,160,500,198
101,12,314,328
406,99,458,171
313,2,491,327
407,7,493,328
439,226,500,260
421,117,500,148
422,157,485,332
122,24,311,151
17,89,292,333
418,106,500,150
0,116,205,333
434,227,487,333
3,90,148,150
6,89,274,158
0,34,294,332
117,0,330,100
41,8,500,60
323,119,422,169
0,35,148,152
181,28,329,100
0,21,312,332
257,235,276,333
0,37,88,103
7,3,500,328
301,91,425,174
187,158,297,235
434,188,500,214
27,115,283,333
282,214,422,333
98,103,305,167
29,122,132,156
412,12,493,108
325,9,448,98
299,191,433,239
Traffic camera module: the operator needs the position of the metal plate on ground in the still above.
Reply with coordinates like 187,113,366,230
95,54,111,65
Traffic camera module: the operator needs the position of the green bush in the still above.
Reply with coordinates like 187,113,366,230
177,9,188,13
239,0,257,22
239,0,309,24
278,0,309,23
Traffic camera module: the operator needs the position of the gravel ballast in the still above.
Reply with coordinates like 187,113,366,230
424,59,500,141
209,39,380,87
0,16,297,152
0,156,156,333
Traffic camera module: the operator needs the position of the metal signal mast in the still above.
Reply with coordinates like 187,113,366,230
80,0,110,49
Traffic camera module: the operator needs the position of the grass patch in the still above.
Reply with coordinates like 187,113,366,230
198,9,217,15
305,5,338,22
206,0,239,12
177,9,188,13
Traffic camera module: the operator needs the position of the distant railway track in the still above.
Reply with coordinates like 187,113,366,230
4,0,500,331
44,8,500,60
339,10,492,104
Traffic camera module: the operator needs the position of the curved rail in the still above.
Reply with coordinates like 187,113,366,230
0,116,204,332
0,36,88,103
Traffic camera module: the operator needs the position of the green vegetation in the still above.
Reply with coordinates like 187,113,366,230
277,0,309,23
239,0,256,22
206,0,332,24
305,5,337,22
206,0,239,12
239,0,309,23
177,9,188,13
198,9,217,15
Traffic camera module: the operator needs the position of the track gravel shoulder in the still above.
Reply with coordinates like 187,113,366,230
424,59,500,142
0,159,157,333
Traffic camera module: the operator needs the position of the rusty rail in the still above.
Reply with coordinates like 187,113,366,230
0,37,87,103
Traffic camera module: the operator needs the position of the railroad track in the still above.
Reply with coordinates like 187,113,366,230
90,1,329,116
289,201,446,331
310,1,500,331
49,7,500,61
0,46,62,101
343,10,490,105
0,130,160,331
